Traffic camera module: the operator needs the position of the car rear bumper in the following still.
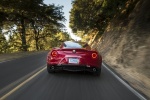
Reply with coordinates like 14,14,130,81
47,64,101,72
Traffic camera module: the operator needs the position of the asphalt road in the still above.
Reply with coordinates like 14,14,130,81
0,51,146,100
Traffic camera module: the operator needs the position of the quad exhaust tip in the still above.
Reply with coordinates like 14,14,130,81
51,66,55,69
93,68,96,72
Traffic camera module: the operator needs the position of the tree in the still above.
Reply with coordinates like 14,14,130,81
69,0,128,35
70,0,105,33
29,4,65,50
0,32,8,53
0,0,66,52
0,0,44,51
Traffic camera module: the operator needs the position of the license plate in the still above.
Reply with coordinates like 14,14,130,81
68,58,79,64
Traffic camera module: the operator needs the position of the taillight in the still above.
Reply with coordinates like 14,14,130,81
92,53,97,58
51,51,58,57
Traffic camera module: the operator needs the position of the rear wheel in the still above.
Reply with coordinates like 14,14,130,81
93,68,101,76
47,65,55,73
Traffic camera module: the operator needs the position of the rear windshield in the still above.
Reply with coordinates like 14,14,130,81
63,41,88,48
64,41,82,48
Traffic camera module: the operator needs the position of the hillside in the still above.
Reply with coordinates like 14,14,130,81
91,0,150,98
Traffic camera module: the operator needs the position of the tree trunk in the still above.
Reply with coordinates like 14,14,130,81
21,12,27,51
35,37,39,51
32,21,39,51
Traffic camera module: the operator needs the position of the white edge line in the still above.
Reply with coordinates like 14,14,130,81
0,67,46,100
0,52,46,64
102,63,147,100
0,60,13,64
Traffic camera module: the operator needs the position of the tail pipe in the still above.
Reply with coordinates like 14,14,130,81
93,68,96,72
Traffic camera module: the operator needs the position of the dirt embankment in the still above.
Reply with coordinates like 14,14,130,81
92,0,150,99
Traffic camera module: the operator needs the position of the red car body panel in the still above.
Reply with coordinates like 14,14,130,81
47,41,102,74
47,48,102,67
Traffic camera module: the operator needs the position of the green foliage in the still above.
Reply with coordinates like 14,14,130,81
35,31,70,50
69,0,128,34
7,33,22,52
0,0,67,53
0,33,9,53
70,0,103,33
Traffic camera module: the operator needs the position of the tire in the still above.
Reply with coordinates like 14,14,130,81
47,66,55,73
93,68,101,76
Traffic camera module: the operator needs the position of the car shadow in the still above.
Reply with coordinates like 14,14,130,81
47,70,102,80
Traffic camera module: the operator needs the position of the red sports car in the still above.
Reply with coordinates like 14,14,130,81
47,41,102,75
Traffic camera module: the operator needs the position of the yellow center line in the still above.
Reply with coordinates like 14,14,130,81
0,67,46,100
